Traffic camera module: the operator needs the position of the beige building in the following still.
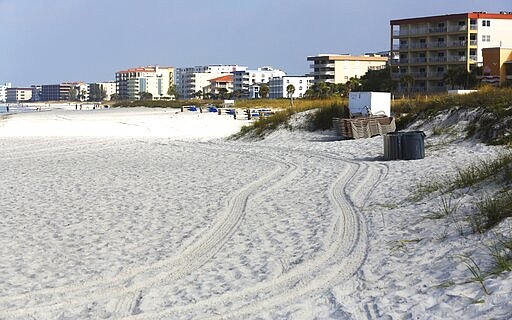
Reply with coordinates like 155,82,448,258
307,54,388,84
116,66,175,100
390,11,512,92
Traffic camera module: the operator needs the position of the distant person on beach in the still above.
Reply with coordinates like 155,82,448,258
6,106,9,112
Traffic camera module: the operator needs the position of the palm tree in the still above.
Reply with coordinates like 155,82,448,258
399,74,414,97
286,84,295,107
259,84,269,99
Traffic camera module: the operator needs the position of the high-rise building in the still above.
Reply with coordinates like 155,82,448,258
390,11,512,92
307,54,388,84
115,66,174,100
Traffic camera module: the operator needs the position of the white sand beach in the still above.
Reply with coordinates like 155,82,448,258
0,107,510,319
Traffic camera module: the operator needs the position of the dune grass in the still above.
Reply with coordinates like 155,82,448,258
393,87,512,145
232,99,348,138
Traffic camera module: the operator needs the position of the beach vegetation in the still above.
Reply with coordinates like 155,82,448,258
393,87,512,145
459,254,490,295
259,84,270,99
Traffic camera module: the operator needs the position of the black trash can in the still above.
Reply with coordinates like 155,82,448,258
383,132,403,160
401,131,425,160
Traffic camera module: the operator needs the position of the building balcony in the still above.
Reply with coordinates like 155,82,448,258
410,43,427,49
410,57,427,63
470,24,478,30
309,63,335,69
428,72,445,78
448,41,467,48
410,72,427,78
447,56,467,62
469,40,478,46
428,57,447,63
428,27,447,34
447,25,467,32
430,42,447,48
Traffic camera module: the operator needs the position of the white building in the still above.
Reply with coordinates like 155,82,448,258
97,82,116,100
269,76,314,99
0,82,12,102
233,66,286,98
175,65,246,99
116,66,175,100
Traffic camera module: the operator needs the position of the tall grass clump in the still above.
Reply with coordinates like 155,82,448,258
415,152,512,198
308,102,349,130
475,191,512,231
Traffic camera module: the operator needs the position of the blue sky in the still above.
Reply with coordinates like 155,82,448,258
1,0,511,86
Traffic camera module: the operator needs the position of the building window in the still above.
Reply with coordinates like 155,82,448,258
482,20,490,27
299,86,302,90
482,35,491,42
299,80,302,84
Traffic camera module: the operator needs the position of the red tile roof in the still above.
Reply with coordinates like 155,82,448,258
210,75,233,83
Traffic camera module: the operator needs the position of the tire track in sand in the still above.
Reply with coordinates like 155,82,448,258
0,142,298,319
123,145,385,319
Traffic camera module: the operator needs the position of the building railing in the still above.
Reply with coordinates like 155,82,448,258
470,24,478,30
469,55,478,61
447,25,468,32
429,57,447,63
469,40,478,46
429,27,447,33
410,43,427,49
448,56,467,62
411,57,427,63
430,42,447,48
410,72,427,77
428,72,445,78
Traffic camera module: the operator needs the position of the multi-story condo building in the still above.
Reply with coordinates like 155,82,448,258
269,76,314,99
115,66,174,100
175,65,246,99
0,82,12,102
233,66,286,98
307,54,388,84
390,11,512,92
6,87,33,102
41,82,87,101
202,75,234,98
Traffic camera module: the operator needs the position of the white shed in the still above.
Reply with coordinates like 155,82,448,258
348,92,391,117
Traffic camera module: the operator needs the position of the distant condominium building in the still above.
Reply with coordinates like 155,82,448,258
269,76,314,99
115,66,175,100
233,66,286,98
41,82,88,101
307,54,388,84
175,65,246,99
6,87,33,102
390,11,512,92
0,82,12,102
